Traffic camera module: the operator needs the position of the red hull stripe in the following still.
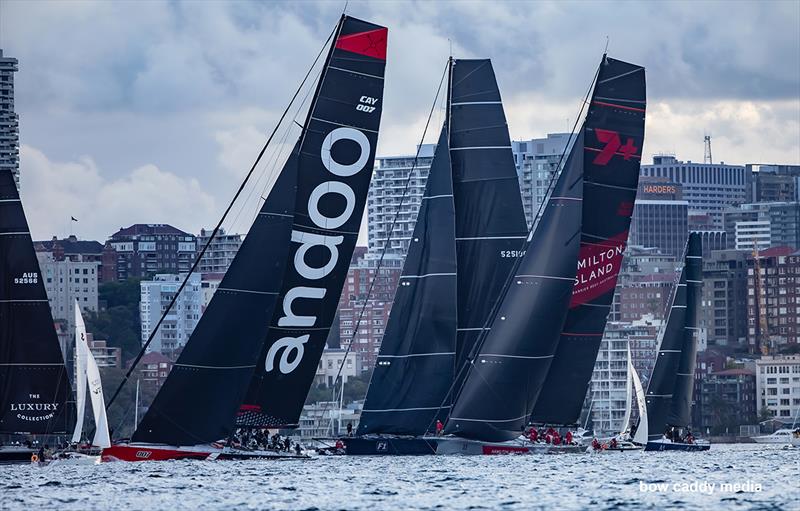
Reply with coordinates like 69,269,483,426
592,100,646,113
335,28,388,60
482,445,529,455
101,445,211,462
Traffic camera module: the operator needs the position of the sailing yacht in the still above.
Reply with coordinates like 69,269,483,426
589,345,644,452
102,14,388,462
344,57,529,455
439,54,646,456
50,301,112,464
0,169,72,464
528,56,647,451
634,233,710,452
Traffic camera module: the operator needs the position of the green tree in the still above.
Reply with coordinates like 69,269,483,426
85,279,142,359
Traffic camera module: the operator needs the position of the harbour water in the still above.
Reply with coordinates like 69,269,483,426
1,444,797,510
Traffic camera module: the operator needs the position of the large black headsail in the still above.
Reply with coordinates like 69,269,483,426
358,125,457,436
449,59,528,395
531,57,646,426
445,133,584,442
0,169,71,434
641,237,695,440
238,16,388,428
667,233,701,427
131,151,298,445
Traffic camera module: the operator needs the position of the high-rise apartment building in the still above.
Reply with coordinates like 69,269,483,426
140,273,202,355
746,247,800,352
700,249,749,349
366,145,435,263
35,250,100,337
0,50,19,189
590,316,661,435
512,133,572,227
640,155,747,227
196,228,242,274
108,224,197,281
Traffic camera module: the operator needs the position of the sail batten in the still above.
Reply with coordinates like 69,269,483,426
531,56,646,426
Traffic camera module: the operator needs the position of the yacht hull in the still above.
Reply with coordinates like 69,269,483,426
0,446,36,465
644,440,710,452
343,437,438,455
101,443,309,462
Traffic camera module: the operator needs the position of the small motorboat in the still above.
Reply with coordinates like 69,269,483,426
751,428,796,445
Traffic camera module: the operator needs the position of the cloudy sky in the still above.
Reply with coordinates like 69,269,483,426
1,0,798,243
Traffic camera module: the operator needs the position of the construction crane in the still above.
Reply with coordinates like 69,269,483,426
752,241,770,356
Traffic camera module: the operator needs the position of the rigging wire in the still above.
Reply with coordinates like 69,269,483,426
317,59,451,427
104,21,339,415
424,57,604,434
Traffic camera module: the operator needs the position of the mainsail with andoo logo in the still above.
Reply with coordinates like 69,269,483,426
531,56,646,426
0,168,71,434
237,16,388,428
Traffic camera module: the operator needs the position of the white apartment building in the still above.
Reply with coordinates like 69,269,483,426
755,355,800,422
367,144,435,262
590,316,662,435
140,273,201,355
197,228,242,274
36,252,100,336
316,348,362,387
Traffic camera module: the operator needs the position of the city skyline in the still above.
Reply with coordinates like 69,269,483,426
0,0,798,244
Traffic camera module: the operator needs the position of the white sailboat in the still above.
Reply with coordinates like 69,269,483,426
56,301,111,464
591,345,644,452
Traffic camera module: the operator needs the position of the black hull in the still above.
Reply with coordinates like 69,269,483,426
644,441,710,452
0,447,35,464
343,437,438,455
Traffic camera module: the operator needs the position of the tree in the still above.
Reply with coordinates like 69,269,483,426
85,279,142,359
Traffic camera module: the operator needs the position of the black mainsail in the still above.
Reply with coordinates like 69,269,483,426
449,59,528,394
444,132,584,442
531,56,646,426
667,233,702,428
0,169,71,434
357,125,457,436
238,16,388,428
640,234,701,440
132,151,298,445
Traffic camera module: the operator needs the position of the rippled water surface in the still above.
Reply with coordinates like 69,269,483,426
1,444,797,510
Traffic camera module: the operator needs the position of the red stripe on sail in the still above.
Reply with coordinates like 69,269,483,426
592,100,646,113
335,28,388,60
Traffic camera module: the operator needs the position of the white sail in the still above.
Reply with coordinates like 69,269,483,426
619,344,634,436
71,302,88,444
73,301,111,448
631,358,648,445
86,343,111,448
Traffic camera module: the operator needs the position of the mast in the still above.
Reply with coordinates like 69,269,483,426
444,128,584,442
237,16,388,429
531,56,647,426
620,344,633,436
0,168,71,435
